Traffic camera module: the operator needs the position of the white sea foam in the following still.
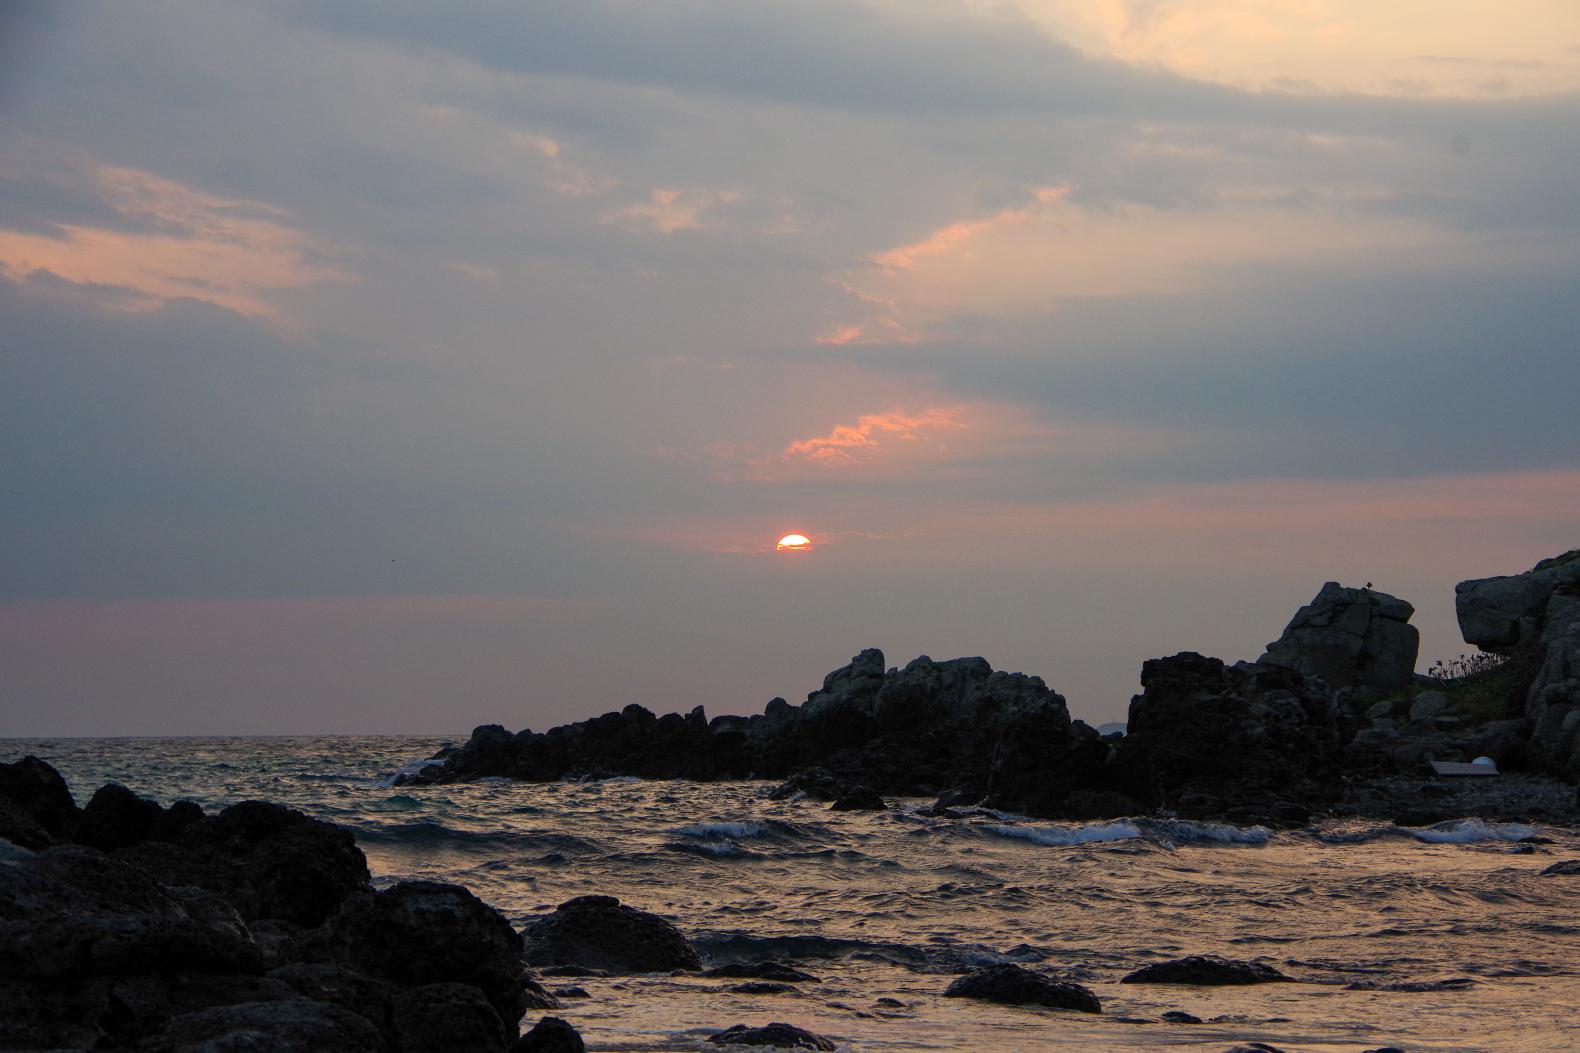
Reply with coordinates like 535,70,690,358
984,818,1273,847
1405,819,1538,844
676,821,767,839
380,756,444,787
983,820,1145,846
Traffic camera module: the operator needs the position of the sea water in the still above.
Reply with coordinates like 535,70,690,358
8,735,1580,1052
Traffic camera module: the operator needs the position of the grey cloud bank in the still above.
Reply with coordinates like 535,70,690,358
1,2,1576,734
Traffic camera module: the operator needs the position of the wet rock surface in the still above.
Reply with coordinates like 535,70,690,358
943,963,1102,1012
522,894,703,974
707,1022,838,1049
1121,955,1290,986
513,1015,587,1053
0,757,542,1051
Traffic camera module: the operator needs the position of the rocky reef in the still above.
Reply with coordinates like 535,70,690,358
0,756,569,1052
409,551,1580,825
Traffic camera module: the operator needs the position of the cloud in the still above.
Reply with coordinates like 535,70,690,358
783,408,968,464
0,162,350,318
604,187,744,234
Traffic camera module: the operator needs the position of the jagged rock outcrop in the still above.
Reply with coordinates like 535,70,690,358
1114,652,1342,817
1258,582,1419,695
1457,550,1580,776
410,649,1106,817
0,757,543,1051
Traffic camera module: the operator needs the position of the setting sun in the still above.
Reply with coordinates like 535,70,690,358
776,533,813,552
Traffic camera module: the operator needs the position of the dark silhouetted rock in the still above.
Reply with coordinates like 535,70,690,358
0,755,80,840
0,794,53,851
413,649,1100,817
1259,582,1419,693
729,981,798,995
768,768,845,801
703,962,821,983
77,782,164,852
393,982,509,1053
708,1022,837,1049
0,845,263,980
1222,1045,1287,1053
514,1015,587,1053
829,786,886,811
522,895,701,974
325,880,542,1032
1161,1010,1202,1023
1542,859,1580,875
1114,653,1341,815
1121,955,1289,986
118,798,371,927
943,964,1101,1012
267,963,394,1033
143,999,387,1053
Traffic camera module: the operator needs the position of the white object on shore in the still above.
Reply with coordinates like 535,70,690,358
1430,757,1500,777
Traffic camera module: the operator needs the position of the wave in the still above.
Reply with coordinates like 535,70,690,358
982,818,1271,847
676,821,767,840
1314,819,1541,845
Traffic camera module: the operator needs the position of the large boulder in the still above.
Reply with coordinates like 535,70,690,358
77,782,165,852
943,964,1101,1012
0,755,81,841
522,895,701,974
142,999,388,1053
323,880,538,1036
0,845,266,1049
117,799,372,926
1457,550,1580,776
1114,652,1342,816
393,982,511,1053
1258,582,1419,694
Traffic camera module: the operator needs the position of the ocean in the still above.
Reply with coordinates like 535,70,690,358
8,735,1579,1052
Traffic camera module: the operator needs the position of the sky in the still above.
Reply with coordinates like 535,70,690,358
2,1,1578,735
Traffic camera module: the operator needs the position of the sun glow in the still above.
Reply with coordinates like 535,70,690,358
776,533,813,552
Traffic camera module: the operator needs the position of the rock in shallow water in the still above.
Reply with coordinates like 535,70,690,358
829,785,887,811
708,1022,837,1050
1121,955,1289,986
943,963,1102,1013
522,894,702,974
513,1015,587,1053
1542,859,1580,875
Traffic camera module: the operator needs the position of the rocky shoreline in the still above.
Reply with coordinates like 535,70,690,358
405,551,1580,827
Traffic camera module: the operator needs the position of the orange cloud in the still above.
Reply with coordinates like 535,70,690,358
871,186,1068,272
605,187,743,234
0,165,349,318
783,407,968,464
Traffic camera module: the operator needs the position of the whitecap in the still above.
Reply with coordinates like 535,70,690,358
982,820,1144,846
676,821,767,839
1406,819,1538,844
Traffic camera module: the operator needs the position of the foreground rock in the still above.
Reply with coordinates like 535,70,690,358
0,756,542,1051
522,895,702,974
708,1022,837,1050
1259,582,1419,696
1114,653,1342,818
943,964,1102,1012
1121,955,1290,985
